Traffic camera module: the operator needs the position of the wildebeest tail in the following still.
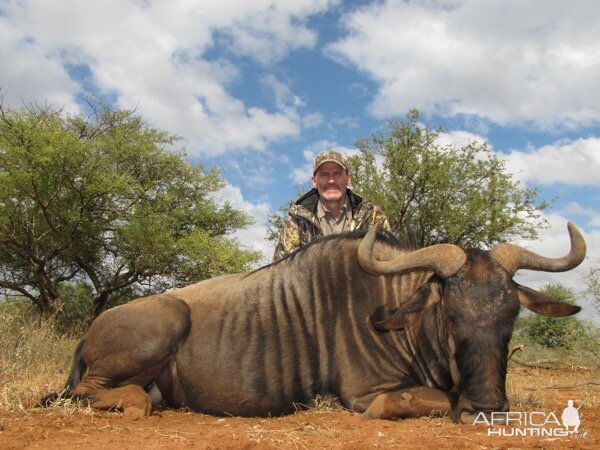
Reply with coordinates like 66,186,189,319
64,338,87,389
39,339,87,407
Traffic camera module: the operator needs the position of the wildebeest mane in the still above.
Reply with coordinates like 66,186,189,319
261,228,421,272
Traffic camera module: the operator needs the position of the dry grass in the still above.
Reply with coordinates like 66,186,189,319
0,304,78,411
507,365,600,411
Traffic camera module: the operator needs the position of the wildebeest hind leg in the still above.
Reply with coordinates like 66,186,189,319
363,386,452,420
72,294,191,417
75,383,153,419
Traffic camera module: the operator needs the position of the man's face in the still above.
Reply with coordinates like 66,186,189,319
311,162,351,202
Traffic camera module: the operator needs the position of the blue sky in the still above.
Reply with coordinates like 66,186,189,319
1,0,599,315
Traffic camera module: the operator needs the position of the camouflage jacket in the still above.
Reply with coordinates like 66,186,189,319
272,188,391,261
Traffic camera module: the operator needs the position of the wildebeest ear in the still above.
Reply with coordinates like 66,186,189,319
517,284,581,317
374,283,437,331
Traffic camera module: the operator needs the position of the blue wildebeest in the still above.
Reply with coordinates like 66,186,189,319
44,222,585,422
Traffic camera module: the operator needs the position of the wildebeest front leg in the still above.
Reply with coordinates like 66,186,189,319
363,386,452,420
73,294,191,417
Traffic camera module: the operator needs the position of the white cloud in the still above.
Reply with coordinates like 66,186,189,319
0,15,81,111
214,184,273,264
435,130,488,149
434,131,600,189
0,0,339,155
260,74,305,110
326,0,600,128
216,2,322,65
562,202,600,228
503,138,600,185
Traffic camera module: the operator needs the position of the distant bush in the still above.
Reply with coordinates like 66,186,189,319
515,314,586,349
511,317,600,368
54,284,95,336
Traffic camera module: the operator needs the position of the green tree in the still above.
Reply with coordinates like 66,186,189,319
0,102,261,319
516,283,585,349
346,109,550,247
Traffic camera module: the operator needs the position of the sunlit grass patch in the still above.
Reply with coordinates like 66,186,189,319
0,301,78,411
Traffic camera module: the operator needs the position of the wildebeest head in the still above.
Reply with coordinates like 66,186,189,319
358,222,586,423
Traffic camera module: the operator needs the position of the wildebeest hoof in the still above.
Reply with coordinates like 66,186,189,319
362,410,378,420
123,406,150,420
458,411,481,424
39,392,60,407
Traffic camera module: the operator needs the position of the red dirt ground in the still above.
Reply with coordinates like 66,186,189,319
1,367,599,449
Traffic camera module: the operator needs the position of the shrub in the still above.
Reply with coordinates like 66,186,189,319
516,314,586,349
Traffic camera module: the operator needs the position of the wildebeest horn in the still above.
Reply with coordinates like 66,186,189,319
358,227,467,278
489,221,586,276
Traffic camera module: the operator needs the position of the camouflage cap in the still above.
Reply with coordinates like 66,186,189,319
312,150,348,174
